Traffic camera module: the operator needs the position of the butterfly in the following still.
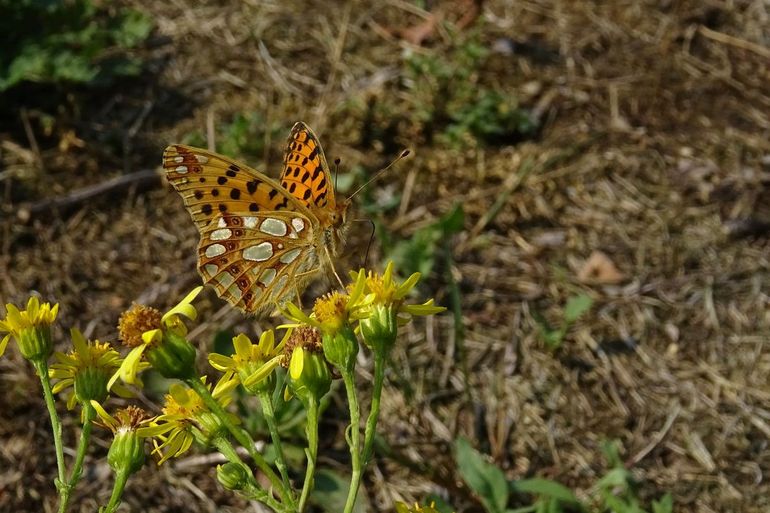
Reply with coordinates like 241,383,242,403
162,122,350,314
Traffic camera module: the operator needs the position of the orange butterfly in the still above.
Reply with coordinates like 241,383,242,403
163,122,349,314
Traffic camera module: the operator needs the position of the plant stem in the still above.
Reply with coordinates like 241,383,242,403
185,378,291,506
211,436,287,513
341,369,362,513
258,389,293,495
33,360,68,511
103,468,130,513
65,402,96,495
361,356,385,464
297,398,319,513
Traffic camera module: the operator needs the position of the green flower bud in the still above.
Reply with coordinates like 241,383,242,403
108,429,146,475
217,462,249,491
146,330,197,380
322,325,358,373
360,304,397,356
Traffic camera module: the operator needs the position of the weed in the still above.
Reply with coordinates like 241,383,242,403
533,294,593,350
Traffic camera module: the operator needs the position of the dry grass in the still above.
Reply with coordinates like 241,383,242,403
1,0,769,512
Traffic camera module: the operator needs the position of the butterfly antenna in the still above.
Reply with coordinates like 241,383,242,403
346,149,410,200
363,218,376,268
334,157,341,190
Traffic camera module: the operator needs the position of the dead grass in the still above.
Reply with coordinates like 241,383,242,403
1,0,769,512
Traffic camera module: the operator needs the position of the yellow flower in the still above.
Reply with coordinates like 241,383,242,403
208,330,287,394
143,376,236,464
394,502,443,513
50,328,132,409
109,287,202,389
358,262,445,354
91,403,155,475
0,296,59,360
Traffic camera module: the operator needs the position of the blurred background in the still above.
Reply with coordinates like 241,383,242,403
1,0,769,511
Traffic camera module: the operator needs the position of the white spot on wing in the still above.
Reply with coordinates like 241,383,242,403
243,242,273,261
243,216,258,229
226,283,242,301
175,165,188,174
174,156,184,163
196,155,209,164
280,248,301,264
261,218,288,236
205,244,226,258
259,268,277,286
217,217,227,228
211,228,232,241
203,264,218,277
216,272,235,289
292,218,305,232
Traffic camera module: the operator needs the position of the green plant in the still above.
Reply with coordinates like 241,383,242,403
452,437,673,513
0,0,152,91
533,294,593,350
402,38,537,147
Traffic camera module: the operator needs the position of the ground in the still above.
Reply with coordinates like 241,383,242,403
1,1,769,512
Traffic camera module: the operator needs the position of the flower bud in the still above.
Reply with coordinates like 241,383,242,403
217,462,249,491
73,365,110,404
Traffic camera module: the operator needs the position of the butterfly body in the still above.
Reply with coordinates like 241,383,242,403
163,122,347,314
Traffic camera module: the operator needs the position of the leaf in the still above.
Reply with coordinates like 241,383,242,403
652,493,673,513
563,294,593,324
510,478,581,504
454,437,509,513
311,468,370,513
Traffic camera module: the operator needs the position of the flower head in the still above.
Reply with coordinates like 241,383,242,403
143,376,236,464
358,262,445,354
50,328,131,409
0,296,59,361
109,287,202,389
208,330,287,395
91,403,155,475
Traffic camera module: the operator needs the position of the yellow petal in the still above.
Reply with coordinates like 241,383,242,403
289,347,305,380
208,353,235,371
26,296,40,322
161,286,203,323
395,272,421,299
90,400,118,430
109,346,146,389
242,356,282,387
70,328,88,355
232,333,252,357
0,334,10,358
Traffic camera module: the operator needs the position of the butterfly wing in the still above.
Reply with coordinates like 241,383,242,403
279,122,337,213
163,144,313,230
197,211,319,313
163,144,321,312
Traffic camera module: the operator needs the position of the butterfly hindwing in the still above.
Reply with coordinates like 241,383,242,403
197,212,319,313
280,122,336,213
164,144,311,231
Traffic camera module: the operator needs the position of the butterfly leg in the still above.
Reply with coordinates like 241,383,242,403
322,243,345,289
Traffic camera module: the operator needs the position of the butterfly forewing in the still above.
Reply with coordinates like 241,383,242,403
164,145,312,230
280,122,336,213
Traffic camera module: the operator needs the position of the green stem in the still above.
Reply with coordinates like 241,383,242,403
211,436,286,513
103,468,130,513
185,378,290,505
362,355,385,464
258,390,293,496
298,398,319,513
63,402,96,502
341,369,362,513
33,360,68,511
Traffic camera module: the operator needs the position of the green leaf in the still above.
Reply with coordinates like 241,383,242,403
563,294,593,324
510,478,581,504
454,437,509,513
311,468,369,513
652,493,673,513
